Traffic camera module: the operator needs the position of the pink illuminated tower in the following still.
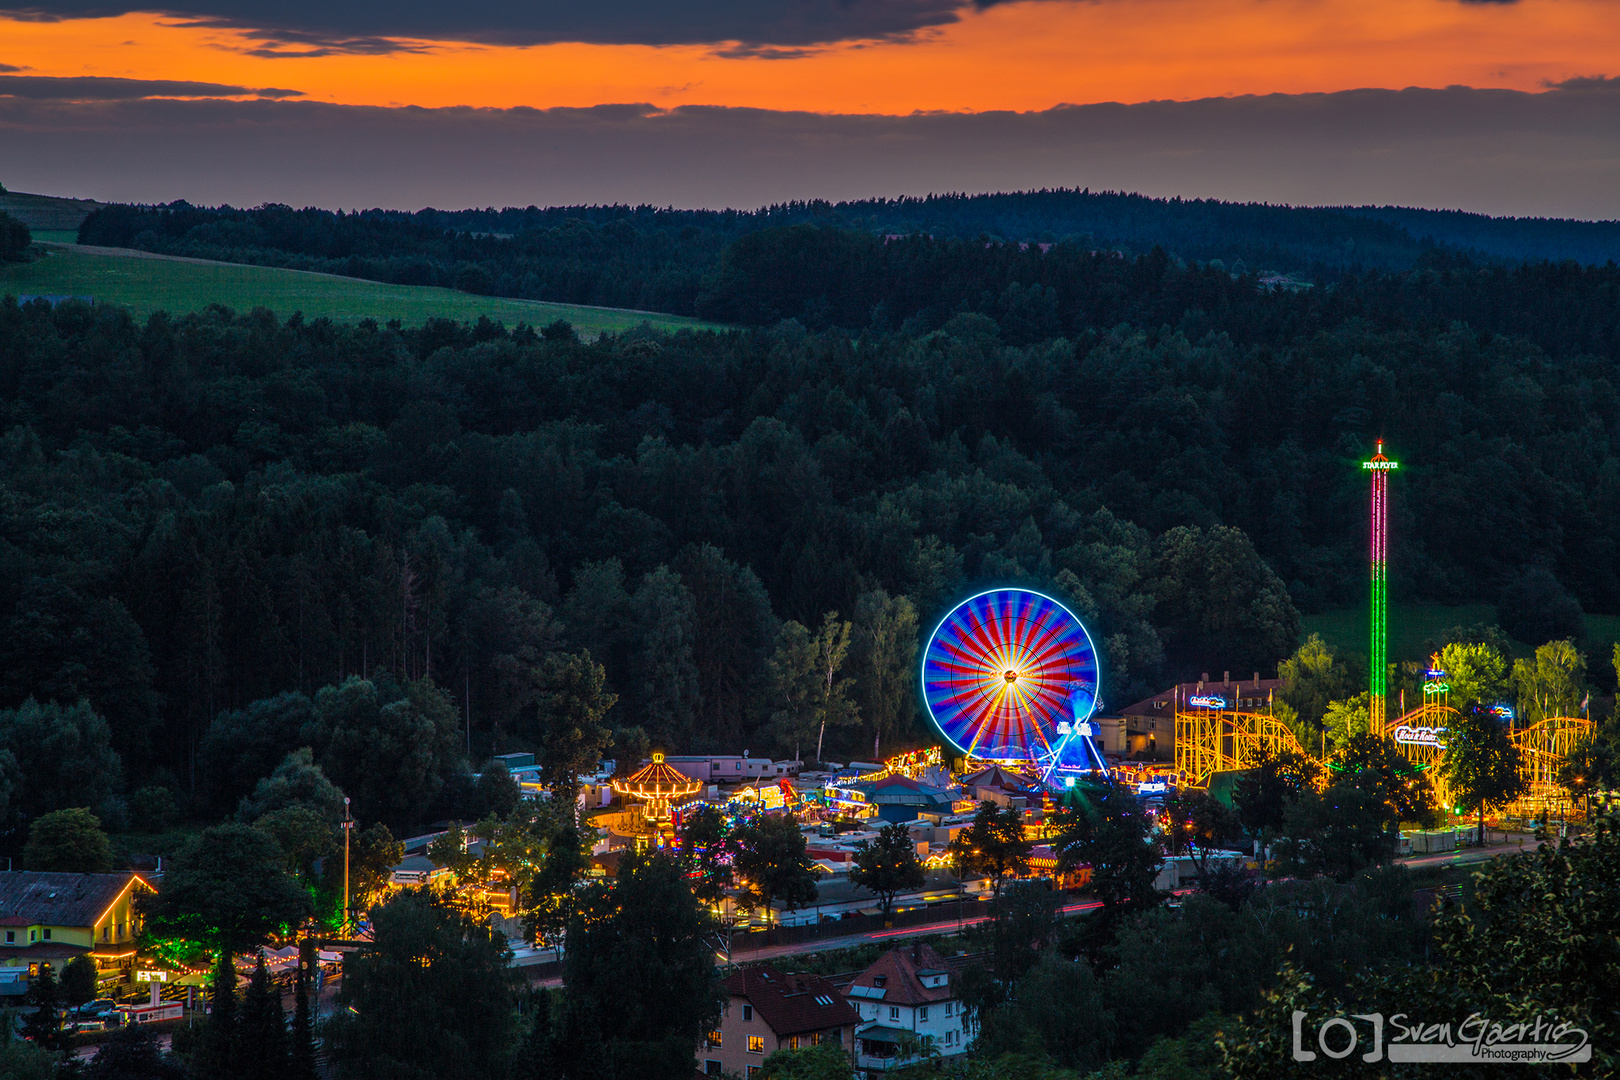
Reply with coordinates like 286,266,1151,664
1363,441,1398,732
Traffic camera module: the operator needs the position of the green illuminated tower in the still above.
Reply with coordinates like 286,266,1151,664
1363,442,1397,731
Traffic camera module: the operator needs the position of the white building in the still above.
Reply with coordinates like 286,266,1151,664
660,755,799,784
846,943,973,1070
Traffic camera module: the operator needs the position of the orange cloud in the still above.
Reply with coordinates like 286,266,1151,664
4,0,1618,115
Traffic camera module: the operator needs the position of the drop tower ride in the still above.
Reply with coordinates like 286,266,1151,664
1363,442,1398,732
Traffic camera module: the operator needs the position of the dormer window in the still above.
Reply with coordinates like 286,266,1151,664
42,929,51,941
873,976,886,987
4,931,12,944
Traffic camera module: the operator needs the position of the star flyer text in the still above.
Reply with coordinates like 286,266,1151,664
1291,1011,1591,1064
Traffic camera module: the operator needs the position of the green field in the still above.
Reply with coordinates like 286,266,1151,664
1303,603,1620,661
1303,603,1498,661
2,244,719,334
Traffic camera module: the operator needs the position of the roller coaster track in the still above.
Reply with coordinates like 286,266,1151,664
1173,707,1314,788
1175,701,1592,819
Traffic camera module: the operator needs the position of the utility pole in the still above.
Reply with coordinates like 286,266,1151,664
342,796,354,934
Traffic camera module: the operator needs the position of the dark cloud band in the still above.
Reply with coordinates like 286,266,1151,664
0,87,1615,219
0,0,1000,50
0,75,301,98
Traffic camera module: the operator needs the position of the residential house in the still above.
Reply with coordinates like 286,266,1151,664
0,872,153,997
700,965,858,1078
846,943,972,1070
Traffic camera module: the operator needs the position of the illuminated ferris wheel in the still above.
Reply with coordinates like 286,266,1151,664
921,588,1106,777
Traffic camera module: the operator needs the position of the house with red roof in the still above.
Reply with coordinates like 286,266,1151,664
845,942,973,1070
698,964,859,1078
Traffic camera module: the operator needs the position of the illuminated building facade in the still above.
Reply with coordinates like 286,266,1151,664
0,871,153,994
702,965,858,1077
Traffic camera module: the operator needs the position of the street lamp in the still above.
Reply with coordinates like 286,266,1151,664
341,797,354,934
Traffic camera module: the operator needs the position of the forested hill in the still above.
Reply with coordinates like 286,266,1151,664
1342,205,1620,267
3,244,1619,823
75,191,1620,321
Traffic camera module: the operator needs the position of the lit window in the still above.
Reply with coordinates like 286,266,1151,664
789,1037,800,1050
748,1036,764,1054
919,1007,928,1021
707,1031,722,1048
742,1004,753,1022
746,1069,761,1079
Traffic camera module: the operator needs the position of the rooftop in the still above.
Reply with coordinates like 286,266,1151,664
847,942,957,1006
1119,676,1283,718
723,965,860,1036
0,872,149,929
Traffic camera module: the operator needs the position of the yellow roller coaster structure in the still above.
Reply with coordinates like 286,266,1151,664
1174,698,1593,822
1174,703,1315,787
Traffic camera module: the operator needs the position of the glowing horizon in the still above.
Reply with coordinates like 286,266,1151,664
4,0,1619,118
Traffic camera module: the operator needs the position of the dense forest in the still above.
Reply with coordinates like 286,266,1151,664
6,199,1620,835
3,229,1620,829
76,190,1620,318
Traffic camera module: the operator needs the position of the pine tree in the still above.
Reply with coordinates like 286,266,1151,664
290,939,318,1080
198,949,238,1078
238,950,289,1080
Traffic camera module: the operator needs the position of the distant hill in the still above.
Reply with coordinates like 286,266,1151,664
1341,205,1620,266
0,190,103,233
54,188,1620,326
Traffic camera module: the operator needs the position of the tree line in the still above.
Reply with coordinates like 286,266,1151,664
73,190,1620,310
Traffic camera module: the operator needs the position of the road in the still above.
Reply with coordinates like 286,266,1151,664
727,838,1534,963
468,839,1551,990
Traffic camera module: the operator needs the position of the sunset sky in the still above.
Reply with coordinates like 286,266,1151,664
3,0,1619,213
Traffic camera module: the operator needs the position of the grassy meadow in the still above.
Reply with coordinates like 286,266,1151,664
1302,603,1620,662
2,243,720,335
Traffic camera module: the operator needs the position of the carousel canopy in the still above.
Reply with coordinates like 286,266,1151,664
960,764,1034,792
612,753,704,799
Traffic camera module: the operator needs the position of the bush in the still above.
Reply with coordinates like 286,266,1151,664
0,210,29,262
24,808,113,873
454,263,493,295
130,786,181,831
